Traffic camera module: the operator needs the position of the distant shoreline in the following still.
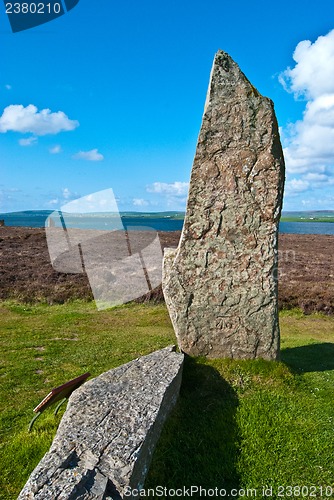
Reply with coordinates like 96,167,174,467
0,210,334,234
280,217,334,223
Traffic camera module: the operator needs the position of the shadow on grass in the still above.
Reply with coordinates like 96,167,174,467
145,355,240,493
281,343,334,373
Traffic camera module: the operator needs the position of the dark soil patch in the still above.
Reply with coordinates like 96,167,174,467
0,227,333,315
278,233,334,315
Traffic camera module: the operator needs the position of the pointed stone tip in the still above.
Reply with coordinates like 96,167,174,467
213,49,235,73
214,49,232,70
204,49,262,111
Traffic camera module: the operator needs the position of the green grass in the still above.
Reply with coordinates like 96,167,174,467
280,210,334,223
0,300,175,499
0,302,333,499
280,216,334,223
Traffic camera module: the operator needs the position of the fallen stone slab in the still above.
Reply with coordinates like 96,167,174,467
163,50,285,360
19,346,184,499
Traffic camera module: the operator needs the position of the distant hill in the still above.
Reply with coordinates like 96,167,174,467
281,210,334,222
1,209,333,228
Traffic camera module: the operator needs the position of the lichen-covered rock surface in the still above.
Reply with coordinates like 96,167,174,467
163,50,285,360
19,346,184,499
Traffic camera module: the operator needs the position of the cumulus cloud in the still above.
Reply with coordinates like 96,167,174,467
72,149,104,161
49,145,62,154
279,30,334,99
133,198,149,207
18,136,37,146
279,30,334,206
282,95,334,173
0,104,79,135
146,181,189,195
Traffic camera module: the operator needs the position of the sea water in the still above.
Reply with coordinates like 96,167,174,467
0,210,334,235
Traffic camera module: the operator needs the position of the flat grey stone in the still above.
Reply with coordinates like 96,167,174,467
19,346,184,499
162,50,285,360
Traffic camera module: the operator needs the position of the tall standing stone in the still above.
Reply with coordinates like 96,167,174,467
163,50,285,360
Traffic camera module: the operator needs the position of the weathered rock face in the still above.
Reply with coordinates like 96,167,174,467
163,50,285,360
19,346,184,499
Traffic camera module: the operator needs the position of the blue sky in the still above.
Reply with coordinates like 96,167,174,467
0,0,334,213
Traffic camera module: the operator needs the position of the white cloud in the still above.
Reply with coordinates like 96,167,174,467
0,104,79,135
303,172,334,186
146,181,189,210
279,30,334,99
146,181,189,195
133,198,149,207
46,188,79,208
280,30,334,208
49,145,62,154
48,198,59,206
72,148,104,161
62,188,72,200
18,136,37,146
285,178,310,195
282,93,334,173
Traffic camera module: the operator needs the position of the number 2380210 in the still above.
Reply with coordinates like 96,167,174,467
5,3,62,14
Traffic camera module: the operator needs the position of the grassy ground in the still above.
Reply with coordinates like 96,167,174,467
0,302,333,499
147,310,334,498
281,216,334,223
